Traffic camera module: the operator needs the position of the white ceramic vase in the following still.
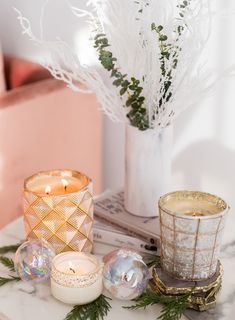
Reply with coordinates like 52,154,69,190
124,125,173,217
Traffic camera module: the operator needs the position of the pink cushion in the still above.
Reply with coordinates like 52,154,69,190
4,56,51,90
0,79,103,229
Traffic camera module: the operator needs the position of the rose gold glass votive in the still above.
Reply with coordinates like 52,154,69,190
23,170,93,254
159,191,229,281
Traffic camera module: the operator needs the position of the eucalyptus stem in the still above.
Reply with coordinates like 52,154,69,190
94,34,148,131
95,0,191,130
151,0,191,123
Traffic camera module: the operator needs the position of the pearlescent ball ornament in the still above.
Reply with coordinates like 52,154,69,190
14,239,55,283
103,248,150,300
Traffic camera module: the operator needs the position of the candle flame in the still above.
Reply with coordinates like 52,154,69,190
61,178,69,191
69,261,76,274
45,185,51,195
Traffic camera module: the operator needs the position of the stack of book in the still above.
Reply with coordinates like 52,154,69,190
93,191,160,256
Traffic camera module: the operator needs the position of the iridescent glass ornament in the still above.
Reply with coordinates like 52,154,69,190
103,248,149,300
15,239,55,283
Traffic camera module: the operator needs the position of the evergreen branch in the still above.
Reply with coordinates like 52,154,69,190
124,289,190,320
145,255,161,268
64,295,112,320
0,276,21,287
0,256,15,272
0,243,22,255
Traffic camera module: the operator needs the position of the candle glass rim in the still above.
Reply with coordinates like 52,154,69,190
52,252,103,277
23,169,92,196
158,190,229,220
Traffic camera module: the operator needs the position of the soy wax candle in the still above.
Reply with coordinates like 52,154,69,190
23,170,93,254
159,191,229,281
51,252,103,305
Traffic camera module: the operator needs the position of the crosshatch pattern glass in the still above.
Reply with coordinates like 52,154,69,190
159,191,229,281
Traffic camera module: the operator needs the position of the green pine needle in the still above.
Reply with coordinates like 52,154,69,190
0,243,22,287
124,289,190,320
64,295,112,320
0,256,15,272
0,243,22,255
145,255,161,268
0,276,21,287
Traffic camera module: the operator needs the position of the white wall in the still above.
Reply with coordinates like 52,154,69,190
1,0,235,241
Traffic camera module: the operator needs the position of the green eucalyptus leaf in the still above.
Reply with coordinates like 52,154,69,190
159,35,168,41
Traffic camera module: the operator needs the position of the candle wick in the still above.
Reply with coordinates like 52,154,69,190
70,267,76,274
61,178,69,192
45,185,51,195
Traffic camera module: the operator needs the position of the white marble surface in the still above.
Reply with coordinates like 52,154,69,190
1,216,235,320
0,218,187,320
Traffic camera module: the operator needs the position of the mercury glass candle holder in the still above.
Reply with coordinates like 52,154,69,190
23,170,93,254
159,191,229,281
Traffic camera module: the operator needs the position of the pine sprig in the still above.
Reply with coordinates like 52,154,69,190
124,289,190,320
0,256,15,272
64,295,112,320
145,255,161,268
0,276,21,287
0,243,22,255
0,242,22,287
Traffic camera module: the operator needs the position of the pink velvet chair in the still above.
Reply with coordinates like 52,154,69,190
0,56,103,229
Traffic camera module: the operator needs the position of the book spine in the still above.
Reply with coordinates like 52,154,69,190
93,227,158,255
94,213,159,246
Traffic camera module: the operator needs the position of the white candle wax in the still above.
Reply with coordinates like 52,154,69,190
51,252,103,305
26,172,89,195
57,258,96,275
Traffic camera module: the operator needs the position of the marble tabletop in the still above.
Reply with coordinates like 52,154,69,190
0,217,234,320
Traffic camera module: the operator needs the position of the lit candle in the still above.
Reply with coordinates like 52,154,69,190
25,171,88,196
23,170,93,254
159,191,229,280
61,178,69,192
45,185,51,195
51,252,103,305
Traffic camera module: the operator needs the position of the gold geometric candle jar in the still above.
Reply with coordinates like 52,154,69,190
159,191,229,281
23,170,93,254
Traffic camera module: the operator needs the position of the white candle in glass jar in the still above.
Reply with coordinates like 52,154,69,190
23,169,94,254
159,191,229,281
51,252,103,305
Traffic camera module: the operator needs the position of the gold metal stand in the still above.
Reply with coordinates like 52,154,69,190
150,261,223,311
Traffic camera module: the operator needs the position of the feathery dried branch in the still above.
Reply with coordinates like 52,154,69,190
15,0,216,130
